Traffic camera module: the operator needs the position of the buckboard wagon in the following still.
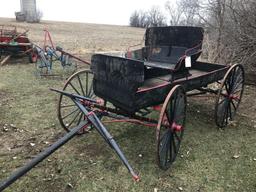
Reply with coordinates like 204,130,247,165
0,26,244,190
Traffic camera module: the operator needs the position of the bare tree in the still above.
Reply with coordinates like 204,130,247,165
130,10,150,28
130,0,256,76
147,6,167,27
165,1,184,25
165,0,201,26
130,6,166,28
189,0,256,74
130,10,141,27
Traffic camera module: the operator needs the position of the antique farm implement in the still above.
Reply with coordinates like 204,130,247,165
34,29,90,76
0,25,37,65
0,26,245,190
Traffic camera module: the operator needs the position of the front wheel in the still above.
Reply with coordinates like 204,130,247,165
156,85,186,170
57,69,104,134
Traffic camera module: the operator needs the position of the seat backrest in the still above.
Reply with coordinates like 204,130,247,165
145,46,187,64
144,26,204,71
145,26,204,48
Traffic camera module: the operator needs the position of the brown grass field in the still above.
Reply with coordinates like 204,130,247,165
0,18,256,192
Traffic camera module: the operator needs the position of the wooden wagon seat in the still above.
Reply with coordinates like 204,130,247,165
143,44,202,70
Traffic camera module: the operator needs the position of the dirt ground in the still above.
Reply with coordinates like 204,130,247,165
0,17,256,192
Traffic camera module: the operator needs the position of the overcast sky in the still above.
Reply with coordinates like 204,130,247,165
1,0,172,25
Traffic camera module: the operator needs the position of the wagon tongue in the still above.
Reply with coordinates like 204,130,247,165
0,121,89,191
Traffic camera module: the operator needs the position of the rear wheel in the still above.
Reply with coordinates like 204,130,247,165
156,85,186,170
215,64,245,128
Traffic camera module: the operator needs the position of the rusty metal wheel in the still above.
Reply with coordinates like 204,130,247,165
215,64,245,128
156,85,186,170
57,69,103,134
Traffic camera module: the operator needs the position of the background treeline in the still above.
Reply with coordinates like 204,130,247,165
130,0,256,80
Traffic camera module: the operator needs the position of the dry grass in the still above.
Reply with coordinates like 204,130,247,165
0,18,256,192
0,18,145,59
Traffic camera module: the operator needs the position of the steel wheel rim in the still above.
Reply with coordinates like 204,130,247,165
156,85,186,170
57,69,100,133
215,64,245,128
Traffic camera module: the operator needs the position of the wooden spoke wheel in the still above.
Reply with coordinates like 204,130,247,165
57,69,103,134
215,64,245,128
156,85,186,170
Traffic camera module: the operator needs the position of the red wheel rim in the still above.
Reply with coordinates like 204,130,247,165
156,85,186,170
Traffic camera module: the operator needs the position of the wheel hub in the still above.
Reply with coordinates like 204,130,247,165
171,122,182,132
223,94,239,101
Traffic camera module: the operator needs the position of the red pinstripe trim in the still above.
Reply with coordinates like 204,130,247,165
136,81,170,93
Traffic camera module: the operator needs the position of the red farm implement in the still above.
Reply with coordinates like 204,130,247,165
0,25,37,65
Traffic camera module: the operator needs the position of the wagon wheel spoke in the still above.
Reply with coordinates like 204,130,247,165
218,97,226,105
88,83,94,98
61,104,76,108
229,102,233,119
220,100,229,127
165,103,172,125
173,132,181,142
231,100,237,111
77,112,84,126
225,103,230,124
66,110,82,128
232,71,242,90
173,115,185,123
232,88,243,95
174,95,185,124
215,64,244,128
228,71,235,91
170,94,177,122
231,74,243,93
86,72,89,95
159,130,171,166
157,85,186,170
225,82,231,95
77,75,86,96
62,108,79,120
171,133,177,154
68,81,81,95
